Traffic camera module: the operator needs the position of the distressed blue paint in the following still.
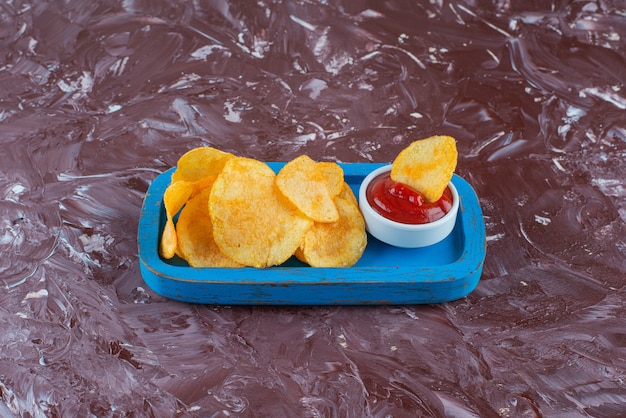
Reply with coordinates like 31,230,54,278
138,163,486,305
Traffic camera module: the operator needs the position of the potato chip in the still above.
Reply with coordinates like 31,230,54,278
276,155,339,223
209,157,313,268
160,155,224,260
176,188,242,268
164,180,194,217
390,135,457,202
172,146,235,183
159,180,194,259
295,185,367,267
160,220,178,260
190,175,217,198
338,181,358,206
317,161,344,197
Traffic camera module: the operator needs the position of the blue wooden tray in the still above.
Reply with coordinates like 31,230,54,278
138,163,486,305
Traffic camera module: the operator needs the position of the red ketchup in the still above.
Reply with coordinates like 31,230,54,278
366,172,453,224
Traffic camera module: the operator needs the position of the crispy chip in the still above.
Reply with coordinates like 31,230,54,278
164,180,194,218
190,175,217,198
295,185,367,267
172,147,235,183
160,221,178,260
176,188,242,268
159,180,194,259
317,161,344,197
276,155,339,223
209,157,313,268
339,181,358,206
390,135,457,202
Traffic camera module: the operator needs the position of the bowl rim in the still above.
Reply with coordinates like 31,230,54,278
358,164,460,231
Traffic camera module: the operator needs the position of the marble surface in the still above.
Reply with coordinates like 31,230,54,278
1,1,625,416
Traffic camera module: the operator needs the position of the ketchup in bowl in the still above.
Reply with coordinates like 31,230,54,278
366,172,453,224
358,164,459,248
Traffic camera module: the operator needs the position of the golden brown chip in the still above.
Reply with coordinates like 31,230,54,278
209,157,313,268
176,188,243,268
390,135,457,202
172,146,235,183
317,161,344,197
276,155,339,223
338,181,358,206
160,180,194,259
296,192,367,267
164,180,194,217
160,221,178,260
190,175,217,198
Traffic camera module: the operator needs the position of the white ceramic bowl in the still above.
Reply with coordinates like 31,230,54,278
358,164,459,248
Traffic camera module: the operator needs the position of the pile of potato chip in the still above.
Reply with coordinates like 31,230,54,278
159,147,367,268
